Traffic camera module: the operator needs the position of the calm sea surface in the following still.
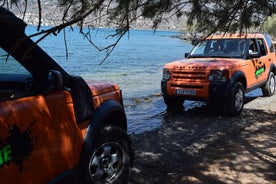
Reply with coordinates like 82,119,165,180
1,26,263,133
32,27,194,133
26,26,193,99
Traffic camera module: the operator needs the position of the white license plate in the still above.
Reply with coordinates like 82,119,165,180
176,89,196,95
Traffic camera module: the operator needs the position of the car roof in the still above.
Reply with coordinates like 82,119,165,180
204,33,266,40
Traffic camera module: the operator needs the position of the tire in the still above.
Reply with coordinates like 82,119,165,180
163,93,184,110
85,125,132,184
223,82,244,116
262,72,275,97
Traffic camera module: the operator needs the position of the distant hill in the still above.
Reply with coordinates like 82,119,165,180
7,0,185,31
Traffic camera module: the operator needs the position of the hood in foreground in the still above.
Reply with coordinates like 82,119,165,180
86,80,120,96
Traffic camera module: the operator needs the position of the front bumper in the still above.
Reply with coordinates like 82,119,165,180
161,79,232,101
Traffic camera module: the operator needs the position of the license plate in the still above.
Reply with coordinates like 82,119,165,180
176,89,196,95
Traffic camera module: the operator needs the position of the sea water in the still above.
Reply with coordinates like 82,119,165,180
27,26,193,99
0,26,263,133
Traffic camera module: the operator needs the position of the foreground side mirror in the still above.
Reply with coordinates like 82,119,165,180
184,53,190,58
48,70,63,90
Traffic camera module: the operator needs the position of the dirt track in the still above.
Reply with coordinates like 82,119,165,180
128,90,276,184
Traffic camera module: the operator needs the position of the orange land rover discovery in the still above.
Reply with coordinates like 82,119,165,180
0,7,132,184
161,33,276,116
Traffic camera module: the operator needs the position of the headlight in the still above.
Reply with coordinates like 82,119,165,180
208,70,229,82
162,68,171,80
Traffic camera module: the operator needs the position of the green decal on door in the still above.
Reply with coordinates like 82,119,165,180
255,66,265,78
0,144,13,165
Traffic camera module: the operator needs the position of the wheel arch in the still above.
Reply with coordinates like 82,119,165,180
269,63,276,75
230,71,247,90
77,100,127,174
262,63,276,86
93,100,127,130
85,99,127,141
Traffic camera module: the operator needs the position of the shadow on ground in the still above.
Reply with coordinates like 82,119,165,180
128,105,276,184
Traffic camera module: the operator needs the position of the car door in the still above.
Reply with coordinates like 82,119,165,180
0,53,83,183
256,38,274,82
246,38,270,88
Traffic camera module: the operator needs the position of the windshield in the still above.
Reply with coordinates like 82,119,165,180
189,38,247,59
0,48,29,74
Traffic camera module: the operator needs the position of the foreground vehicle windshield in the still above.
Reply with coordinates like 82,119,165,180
189,39,247,59
0,48,28,74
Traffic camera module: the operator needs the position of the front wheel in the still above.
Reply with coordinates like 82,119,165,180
163,93,184,110
85,126,132,184
223,82,244,116
262,72,275,97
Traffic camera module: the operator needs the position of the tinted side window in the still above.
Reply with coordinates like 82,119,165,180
0,48,31,101
0,48,28,74
264,34,274,52
257,39,267,56
249,39,258,53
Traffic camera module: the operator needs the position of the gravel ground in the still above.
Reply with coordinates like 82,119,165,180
128,92,276,184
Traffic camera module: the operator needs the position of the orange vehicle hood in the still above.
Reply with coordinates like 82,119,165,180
165,58,247,70
86,81,120,96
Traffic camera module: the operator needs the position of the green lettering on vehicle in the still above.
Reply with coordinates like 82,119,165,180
0,144,13,166
0,150,3,165
3,144,13,162
255,67,265,77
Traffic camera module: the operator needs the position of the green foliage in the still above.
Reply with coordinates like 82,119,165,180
262,15,276,38
2,0,276,63
3,0,276,36
185,0,274,35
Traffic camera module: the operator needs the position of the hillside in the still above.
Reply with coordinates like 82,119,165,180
7,1,185,31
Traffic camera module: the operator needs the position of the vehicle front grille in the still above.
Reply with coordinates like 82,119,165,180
172,70,207,81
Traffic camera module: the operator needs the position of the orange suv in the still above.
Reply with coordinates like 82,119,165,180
0,7,132,183
161,33,276,116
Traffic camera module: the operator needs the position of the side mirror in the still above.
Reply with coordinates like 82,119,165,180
184,53,190,58
248,51,261,58
48,70,63,90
